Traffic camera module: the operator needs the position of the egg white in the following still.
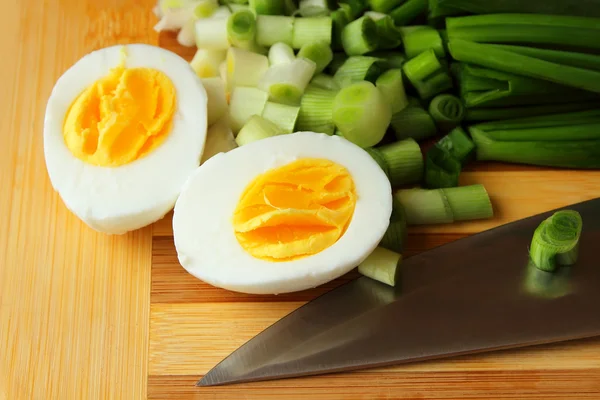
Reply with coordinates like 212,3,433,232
173,132,393,294
44,44,208,234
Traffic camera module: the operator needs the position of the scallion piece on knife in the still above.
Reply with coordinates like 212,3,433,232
190,48,227,78
390,102,437,141
268,42,296,66
342,16,379,56
256,15,294,47
292,17,333,49
195,15,230,50
229,87,269,133
332,81,392,148
258,58,317,105
424,146,461,189
428,94,464,132
333,55,385,87
297,84,337,134
403,49,452,100
376,69,408,114
227,9,263,52
236,115,285,146
226,47,269,90
249,0,285,14
297,41,334,74
399,26,445,59
389,0,427,26
530,210,583,272
379,197,408,253
310,73,340,90
358,247,402,287
261,102,301,133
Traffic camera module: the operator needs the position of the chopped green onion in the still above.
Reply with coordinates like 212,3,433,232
236,115,285,146
368,51,406,69
258,58,317,105
390,102,437,141
292,17,332,49
249,0,284,15
310,73,340,90
378,138,424,186
201,117,238,164
530,210,583,272
327,52,348,74
333,55,385,88
364,147,390,177
376,68,408,114
297,84,337,134
358,247,402,287
488,44,600,72
194,0,219,18
379,197,408,253
424,146,461,189
261,102,301,133
298,0,334,16
403,49,452,100
399,26,445,59
284,0,298,15
338,0,368,19
428,94,464,132
333,81,392,148
389,0,427,26
212,5,234,18
229,87,269,133
437,126,475,163
373,15,402,50
268,42,296,66
297,41,334,74
256,15,294,47
195,15,230,49
448,39,600,94
464,103,600,122
446,14,600,53
368,0,406,13
226,47,269,90
342,16,379,56
201,77,228,126
227,9,263,52
396,184,493,225
331,8,350,51
190,48,227,78
177,19,197,47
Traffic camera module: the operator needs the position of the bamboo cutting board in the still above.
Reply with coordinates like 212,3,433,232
1,1,599,399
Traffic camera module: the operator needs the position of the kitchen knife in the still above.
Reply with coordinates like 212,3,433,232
199,198,600,386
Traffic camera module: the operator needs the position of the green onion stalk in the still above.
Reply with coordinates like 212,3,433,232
342,16,379,56
333,55,385,87
296,84,337,135
366,138,424,187
389,0,428,26
402,49,453,100
399,26,445,59
428,94,464,131
389,100,437,141
424,127,474,189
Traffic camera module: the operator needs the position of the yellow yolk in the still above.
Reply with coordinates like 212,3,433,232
63,66,176,167
232,158,357,262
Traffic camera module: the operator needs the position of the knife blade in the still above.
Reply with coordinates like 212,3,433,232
198,198,600,386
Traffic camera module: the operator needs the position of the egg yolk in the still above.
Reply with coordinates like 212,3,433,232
63,66,176,167
232,158,357,262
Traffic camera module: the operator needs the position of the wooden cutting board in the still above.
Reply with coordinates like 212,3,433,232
1,1,599,399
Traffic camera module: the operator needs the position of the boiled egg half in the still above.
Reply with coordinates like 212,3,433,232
173,132,392,294
44,44,208,234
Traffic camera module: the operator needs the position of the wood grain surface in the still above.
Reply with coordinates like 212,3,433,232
0,1,599,399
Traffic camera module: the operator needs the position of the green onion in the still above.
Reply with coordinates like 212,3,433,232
310,73,339,90
437,126,475,163
396,184,493,225
424,146,461,189
368,0,406,13
399,26,445,59
364,147,390,177
455,63,600,109
201,117,237,164
261,102,300,133
297,41,334,74
256,15,294,47
446,14,600,53
327,52,348,74
332,81,392,148
195,15,230,50
390,102,437,141
342,16,379,56
402,49,452,100
389,0,427,26
292,17,332,49
236,115,285,146
229,87,269,133
428,94,464,132
530,210,583,272
249,0,284,14
268,42,296,65
379,197,408,253
448,39,600,94
378,138,424,186
331,8,350,51
225,47,269,90
358,247,402,287
258,58,317,105
488,44,600,72
338,0,368,19
298,0,334,16
227,9,263,52
376,69,408,114
194,0,219,18
201,77,228,126
368,51,406,69
333,55,385,88
283,0,298,15
464,103,600,122
297,84,337,135
375,15,402,50
190,48,227,78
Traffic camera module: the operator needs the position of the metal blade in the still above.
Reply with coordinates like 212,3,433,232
199,198,600,386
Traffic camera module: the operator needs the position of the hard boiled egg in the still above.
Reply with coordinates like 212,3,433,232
44,44,208,234
173,132,392,294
